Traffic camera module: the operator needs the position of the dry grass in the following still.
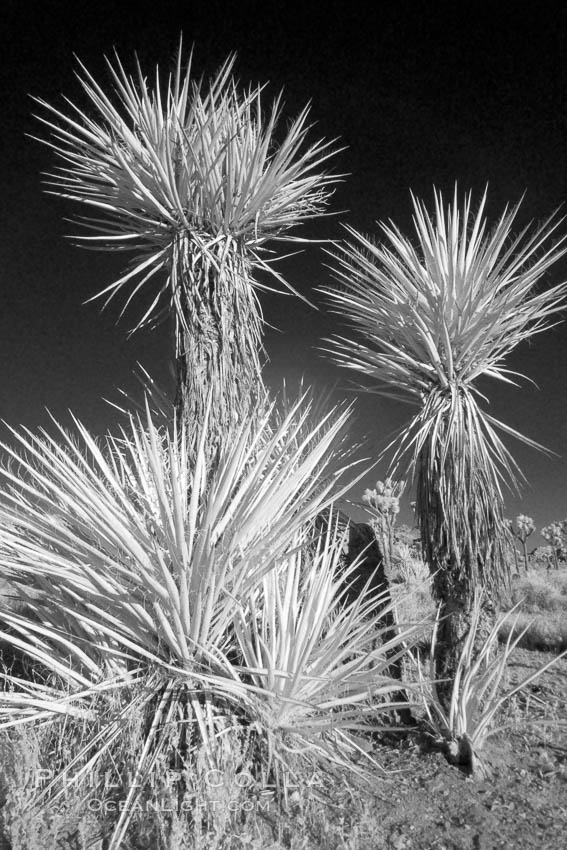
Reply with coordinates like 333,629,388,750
0,718,392,850
499,568,567,652
387,549,567,655
0,712,264,850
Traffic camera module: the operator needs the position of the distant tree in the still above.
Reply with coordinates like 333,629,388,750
510,515,535,573
541,523,563,570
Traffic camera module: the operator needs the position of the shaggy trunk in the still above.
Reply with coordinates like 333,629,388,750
429,560,496,779
173,255,264,442
432,567,495,713
417,436,505,731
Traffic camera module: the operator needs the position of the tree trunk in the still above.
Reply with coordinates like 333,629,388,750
173,258,264,445
522,540,529,574
416,437,506,727
432,567,496,715
442,733,491,778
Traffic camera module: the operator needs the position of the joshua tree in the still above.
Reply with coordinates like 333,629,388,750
35,43,339,439
541,522,563,569
362,477,405,571
323,187,567,716
510,514,535,573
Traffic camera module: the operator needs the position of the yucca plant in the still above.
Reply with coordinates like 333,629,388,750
322,187,567,711
0,392,359,848
233,518,425,783
34,42,340,438
412,589,567,777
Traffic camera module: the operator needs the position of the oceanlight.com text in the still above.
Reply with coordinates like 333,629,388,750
84,798,272,814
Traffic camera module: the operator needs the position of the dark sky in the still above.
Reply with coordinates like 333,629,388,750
2,0,567,535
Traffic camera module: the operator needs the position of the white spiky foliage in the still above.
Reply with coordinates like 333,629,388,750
34,42,340,430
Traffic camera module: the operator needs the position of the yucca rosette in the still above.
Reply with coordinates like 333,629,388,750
34,43,339,430
324,188,567,585
0,391,357,845
322,188,567,706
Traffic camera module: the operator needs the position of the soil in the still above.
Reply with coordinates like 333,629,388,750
327,647,567,850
